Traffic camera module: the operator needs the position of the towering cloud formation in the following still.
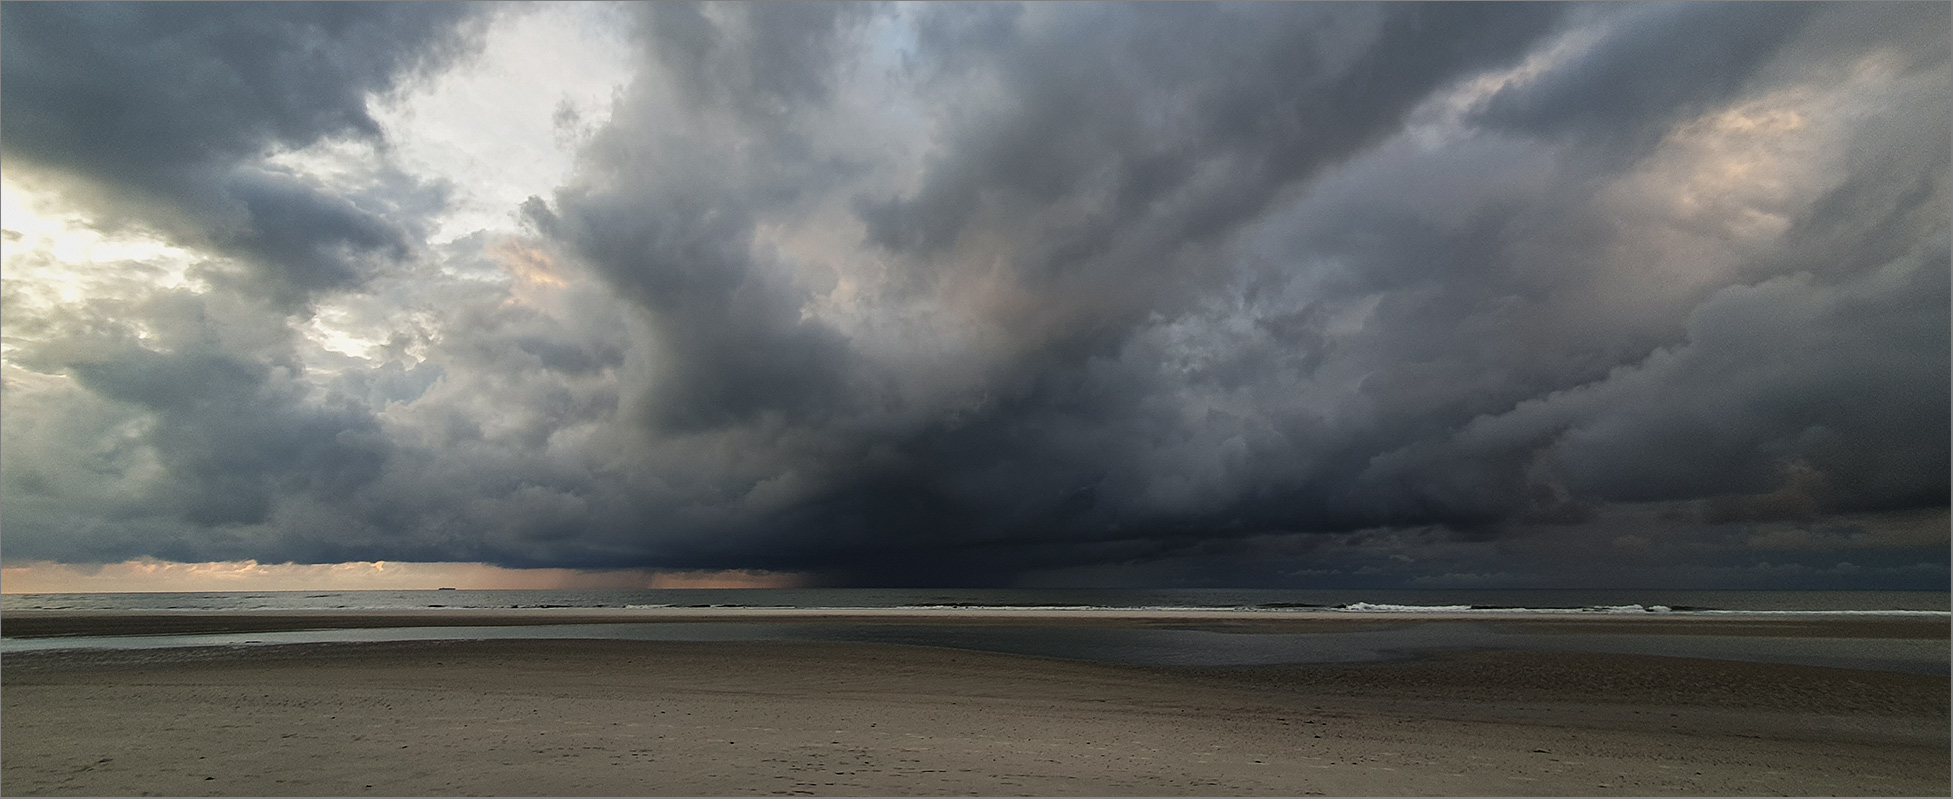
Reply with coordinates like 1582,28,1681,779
2,2,1946,588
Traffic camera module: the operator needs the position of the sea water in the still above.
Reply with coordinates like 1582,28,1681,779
5,589,1945,673
4,587,1947,613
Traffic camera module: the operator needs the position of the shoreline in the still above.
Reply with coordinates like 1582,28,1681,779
6,606,1947,640
4,637,1947,796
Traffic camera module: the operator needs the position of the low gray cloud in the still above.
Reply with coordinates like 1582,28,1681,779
1475,3,1820,154
2,2,1945,588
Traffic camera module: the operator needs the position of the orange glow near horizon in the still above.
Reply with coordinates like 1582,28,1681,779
0,559,813,594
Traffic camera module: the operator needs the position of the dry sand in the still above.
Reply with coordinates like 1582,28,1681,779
2,614,1947,796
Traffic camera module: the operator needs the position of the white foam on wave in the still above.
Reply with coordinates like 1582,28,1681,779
1340,603,1475,613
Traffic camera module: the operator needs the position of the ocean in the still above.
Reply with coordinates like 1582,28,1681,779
4,587,1947,613
6,588,1946,673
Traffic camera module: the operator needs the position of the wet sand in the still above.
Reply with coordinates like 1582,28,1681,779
2,613,1947,796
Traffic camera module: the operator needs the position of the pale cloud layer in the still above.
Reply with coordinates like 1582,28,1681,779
1,2,1945,589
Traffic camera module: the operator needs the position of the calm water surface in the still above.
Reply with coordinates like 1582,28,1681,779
4,589,1947,675
5,587,1946,613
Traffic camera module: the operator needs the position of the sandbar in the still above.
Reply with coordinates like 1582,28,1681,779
2,611,1947,796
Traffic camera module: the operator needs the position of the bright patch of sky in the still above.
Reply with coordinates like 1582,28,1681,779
371,2,635,247
1,178,202,369
283,4,636,362
2,5,635,369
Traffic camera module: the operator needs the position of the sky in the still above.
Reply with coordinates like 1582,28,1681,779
0,1,1947,592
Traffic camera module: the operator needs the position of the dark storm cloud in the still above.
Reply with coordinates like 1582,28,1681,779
4,2,1946,589
861,3,1561,279
3,290,389,560
1357,233,1951,523
527,1,1587,582
520,0,1943,585
0,1,487,562
524,1,885,432
1475,3,1820,153
644,1,872,126
0,1,488,306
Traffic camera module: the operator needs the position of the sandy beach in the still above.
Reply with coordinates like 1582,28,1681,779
2,611,1947,796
